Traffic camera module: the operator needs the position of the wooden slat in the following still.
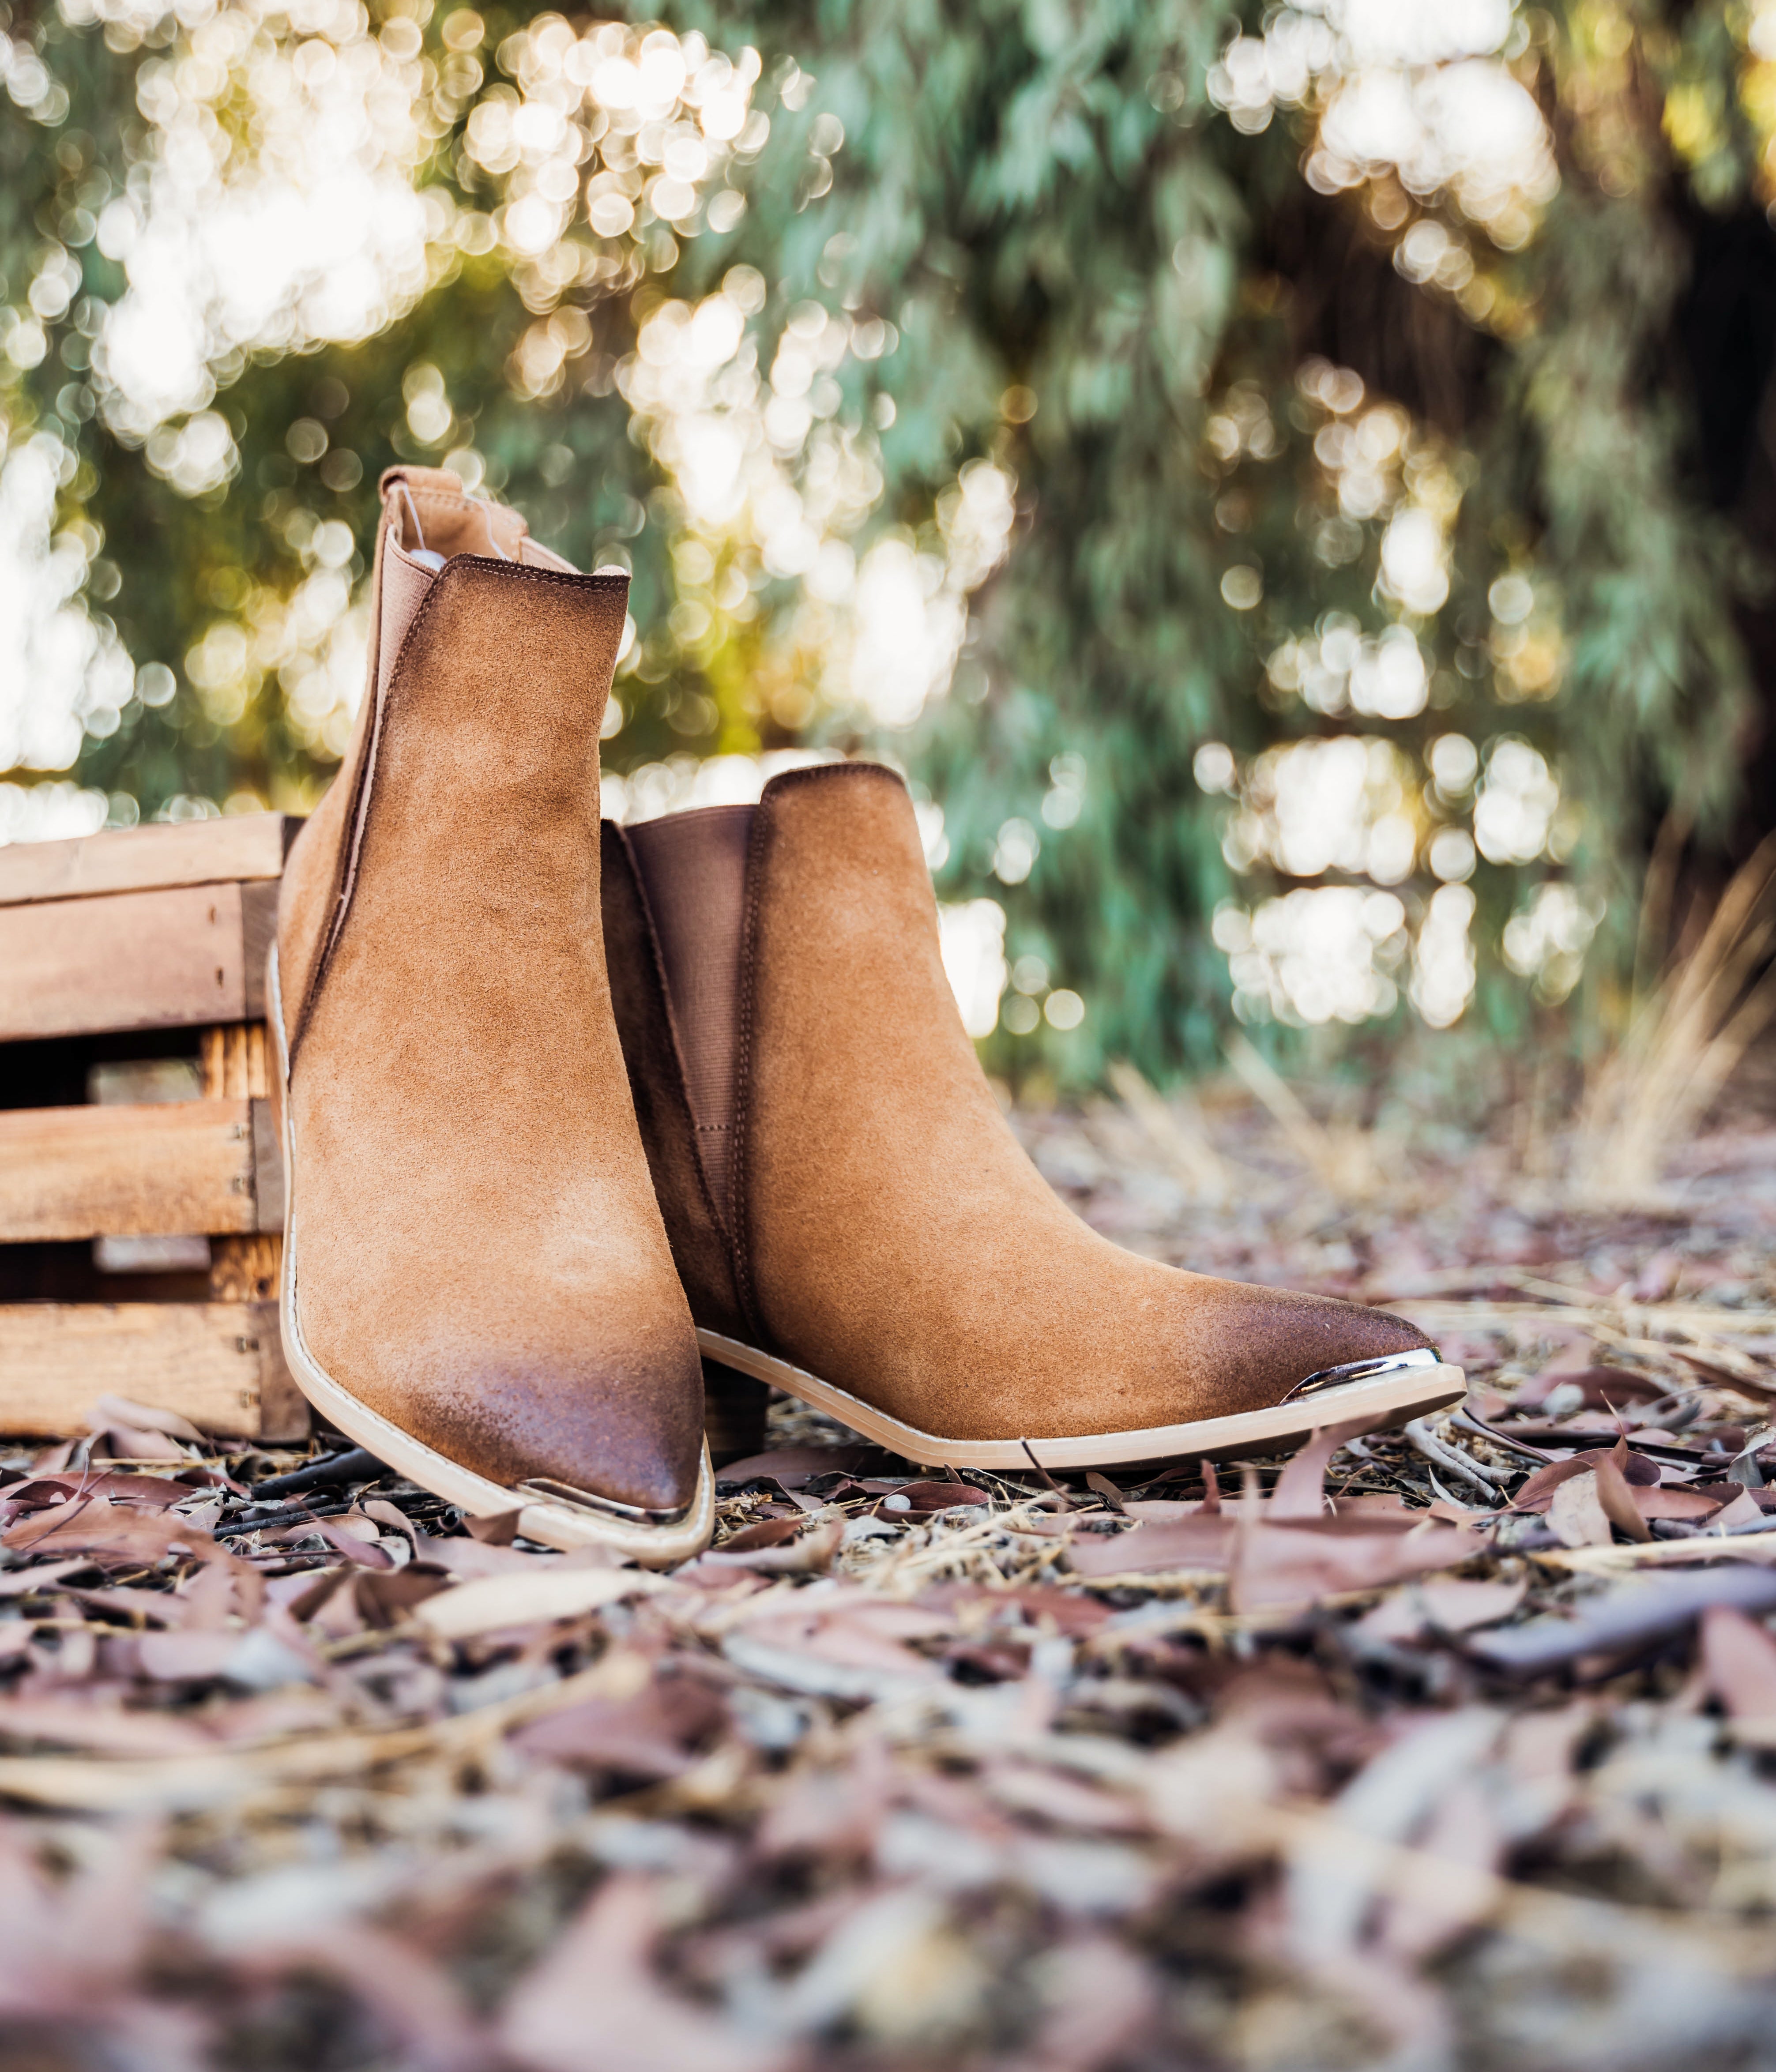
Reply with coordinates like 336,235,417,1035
0,1301,300,1438
0,1102,256,1243
256,1307,309,1440
242,881,279,1019
0,814,291,908
196,1023,285,1238
0,883,246,1042
250,1099,284,1233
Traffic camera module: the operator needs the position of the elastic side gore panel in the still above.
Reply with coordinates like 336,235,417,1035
625,804,756,1213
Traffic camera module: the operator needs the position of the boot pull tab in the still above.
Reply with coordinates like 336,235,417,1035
392,480,448,572
380,464,533,568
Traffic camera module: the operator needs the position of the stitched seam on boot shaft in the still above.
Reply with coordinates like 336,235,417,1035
289,558,628,1066
729,801,770,1335
609,821,761,1335
290,505,393,1063
288,555,402,1064
729,760,907,1347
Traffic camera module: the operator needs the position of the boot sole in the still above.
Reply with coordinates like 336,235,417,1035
268,949,715,1566
695,1329,1465,1472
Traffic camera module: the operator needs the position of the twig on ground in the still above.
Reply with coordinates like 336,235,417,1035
1404,1417,1513,1497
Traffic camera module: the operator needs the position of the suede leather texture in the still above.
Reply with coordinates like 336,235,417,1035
685,763,1430,1443
277,505,704,1512
281,467,498,1056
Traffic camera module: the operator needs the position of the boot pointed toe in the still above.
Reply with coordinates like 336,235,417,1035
1183,1281,1435,1419
421,1356,706,1518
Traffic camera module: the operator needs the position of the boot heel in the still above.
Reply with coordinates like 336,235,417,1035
703,1358,770,1467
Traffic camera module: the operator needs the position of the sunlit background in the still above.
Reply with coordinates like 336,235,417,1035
4,0,1773,1082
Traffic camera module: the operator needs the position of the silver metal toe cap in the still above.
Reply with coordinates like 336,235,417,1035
1280,1345,1442,1405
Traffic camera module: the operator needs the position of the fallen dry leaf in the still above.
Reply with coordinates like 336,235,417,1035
500,1873,801,2072
691,1518,845,1576
1353,1577,1528,1644
512,1676,729,1779
1470,1566,1776,1673
2,1083,1776,2072
414,1566,670,1640
1701,1603,1776,1734
1548,1472,1616,1548
4,1494,221,1568
1229,1515,1484,1610
1065,1515,1234,1576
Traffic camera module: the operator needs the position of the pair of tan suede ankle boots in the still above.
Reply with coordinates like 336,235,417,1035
270,466,1461,1562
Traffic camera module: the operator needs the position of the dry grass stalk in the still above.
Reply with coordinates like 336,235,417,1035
1224,1034,1387,1203
1106,1060,1234,1203
1575,830,1776,1204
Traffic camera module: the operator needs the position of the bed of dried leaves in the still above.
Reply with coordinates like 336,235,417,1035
8,1079,1776,2072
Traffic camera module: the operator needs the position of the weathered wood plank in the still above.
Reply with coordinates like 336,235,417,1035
0,883,246,1042
0,1301,293,1437
256,1307,309,1440
250,1098,284,1234
242,881,279,1019
0,1102,256,1243
197,1026,284,1236
0,815,292,908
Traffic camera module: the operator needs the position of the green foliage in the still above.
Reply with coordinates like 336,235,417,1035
704,0,1257,1075
2,0,1772,1084
734,0,1771,1077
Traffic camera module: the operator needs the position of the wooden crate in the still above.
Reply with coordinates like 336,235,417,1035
0,815,307,1442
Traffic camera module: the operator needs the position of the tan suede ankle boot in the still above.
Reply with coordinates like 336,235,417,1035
271,466,712,1559
602,763,1463,1472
